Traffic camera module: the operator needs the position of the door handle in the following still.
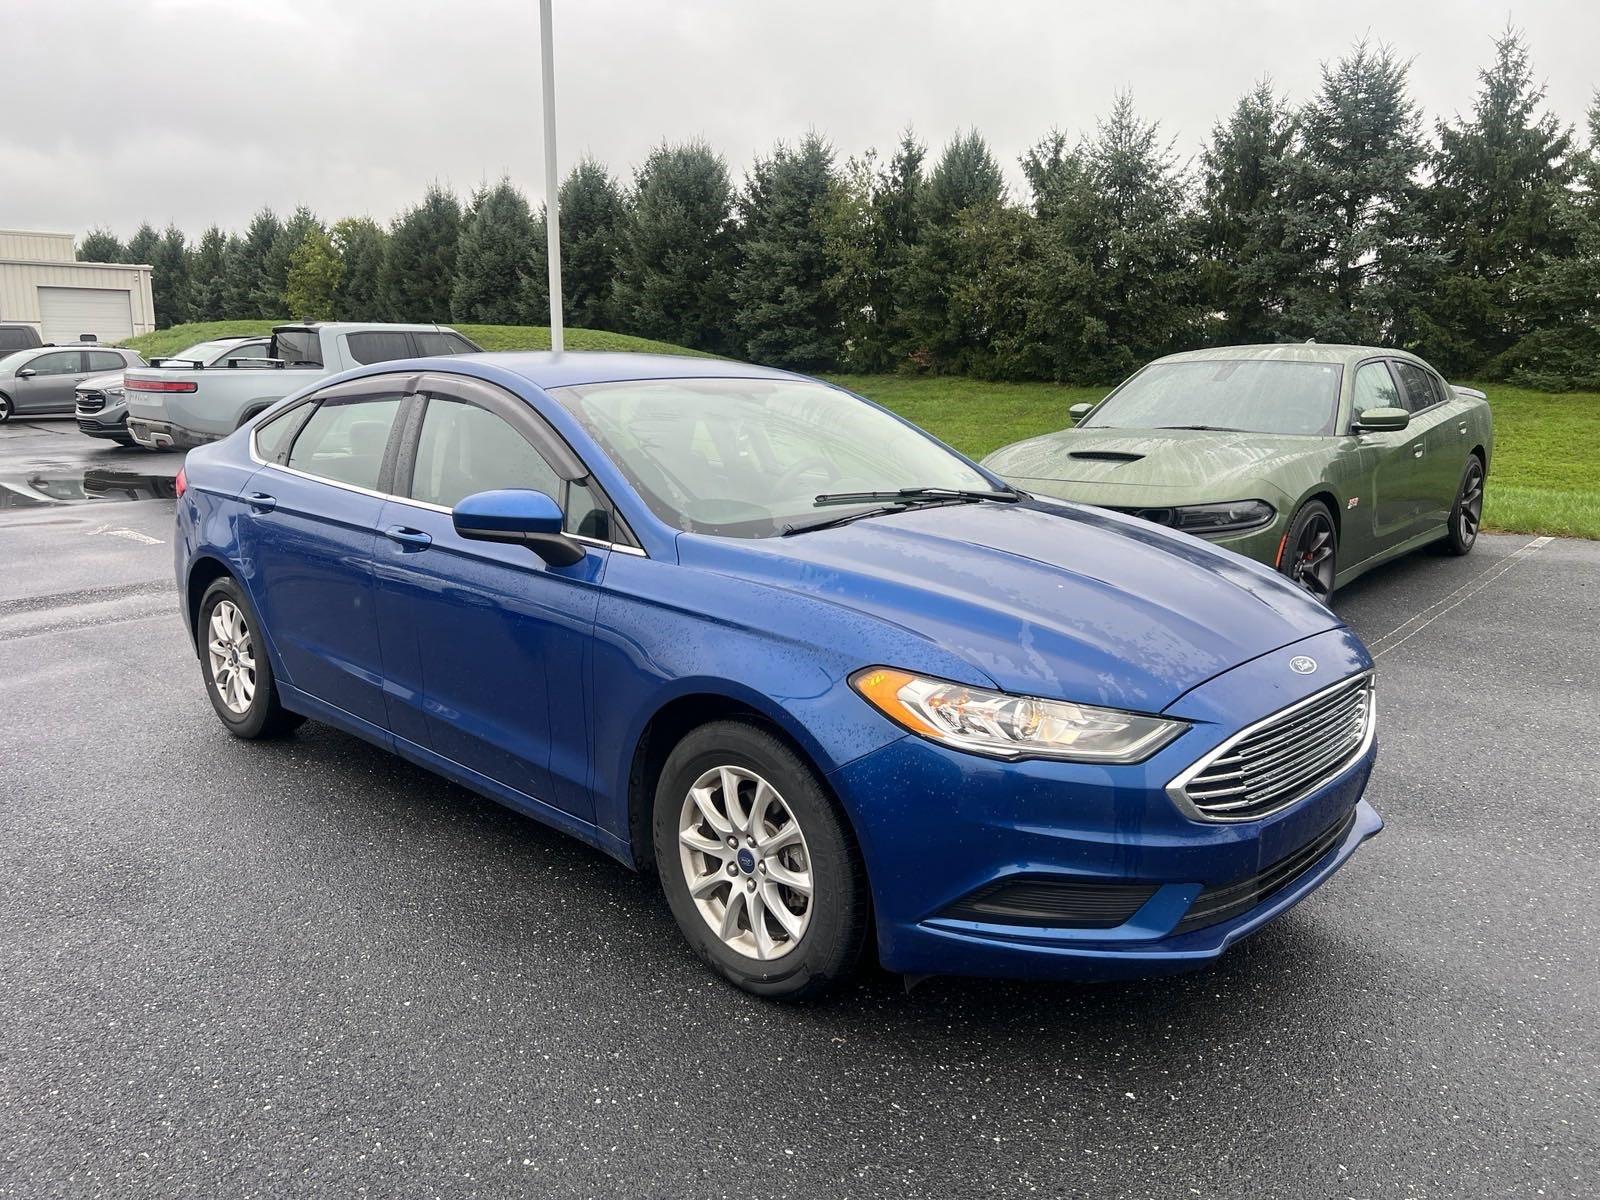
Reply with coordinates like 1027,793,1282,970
383,525,432,550
1412,443,1425,458
1458,422,1469,435
246,492,277,512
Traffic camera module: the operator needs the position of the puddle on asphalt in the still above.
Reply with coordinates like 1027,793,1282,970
0,468,178,509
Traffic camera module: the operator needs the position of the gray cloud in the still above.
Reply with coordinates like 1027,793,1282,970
9,0,1598,239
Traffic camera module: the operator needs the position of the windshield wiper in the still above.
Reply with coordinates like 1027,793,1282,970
811,485,1019,508
1150,424,1245,433
782,486,1019,537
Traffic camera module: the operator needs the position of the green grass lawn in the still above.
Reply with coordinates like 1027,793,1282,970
831,374,1600,540
119,320,714,361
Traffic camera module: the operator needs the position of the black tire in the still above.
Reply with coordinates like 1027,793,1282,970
196,577,305,739
653,720,869,999
1441,455,1485,556
0,393,12,423
1279,499,1338,601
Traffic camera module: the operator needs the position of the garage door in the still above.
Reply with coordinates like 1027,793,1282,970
37,286,134,343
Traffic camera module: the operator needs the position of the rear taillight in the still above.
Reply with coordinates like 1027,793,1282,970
126,378,198,393
174,467,187,498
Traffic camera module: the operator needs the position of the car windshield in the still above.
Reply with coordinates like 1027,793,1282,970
1082,359,1344,436
551,377,993,538
0,350,35,374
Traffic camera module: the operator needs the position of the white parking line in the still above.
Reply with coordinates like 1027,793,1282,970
1369,536,1553,660
85,523,164,546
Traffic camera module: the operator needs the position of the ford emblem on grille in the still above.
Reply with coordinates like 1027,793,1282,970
1289,656,1318,675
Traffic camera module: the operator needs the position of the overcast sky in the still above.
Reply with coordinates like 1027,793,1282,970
12,0,1599,242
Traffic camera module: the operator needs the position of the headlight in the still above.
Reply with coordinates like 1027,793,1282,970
1168,499,1275,535
850,668,1187,763
107,387,125,399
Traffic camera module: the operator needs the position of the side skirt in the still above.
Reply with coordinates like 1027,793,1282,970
1335,523,1449,589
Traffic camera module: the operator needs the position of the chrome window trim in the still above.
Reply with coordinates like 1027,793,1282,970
246,419,647,557
1166,670,1376,824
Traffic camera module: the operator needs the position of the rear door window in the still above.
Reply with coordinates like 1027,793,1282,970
87,350,127,372
286,396,404,491
254,404,316,463
346,331,416,365
1390,362,1442,413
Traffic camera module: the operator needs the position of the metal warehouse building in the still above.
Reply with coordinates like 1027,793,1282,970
0,229,155,344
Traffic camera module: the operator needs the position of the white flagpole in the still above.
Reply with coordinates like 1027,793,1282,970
540,0,564,352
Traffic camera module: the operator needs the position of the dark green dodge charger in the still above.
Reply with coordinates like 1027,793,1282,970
982,344,1494,599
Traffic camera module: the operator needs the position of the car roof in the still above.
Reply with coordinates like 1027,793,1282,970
275,322,469,334
474,351,800,390
1152,343,1438,371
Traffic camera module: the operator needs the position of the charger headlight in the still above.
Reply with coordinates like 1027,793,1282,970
850,668,1187,764
1169,499,1275,535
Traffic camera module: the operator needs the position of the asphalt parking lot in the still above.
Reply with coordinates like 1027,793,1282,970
1,418,1596,1199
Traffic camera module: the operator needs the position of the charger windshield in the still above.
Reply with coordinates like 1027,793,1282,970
1082,359,1343,436
552,377,991,538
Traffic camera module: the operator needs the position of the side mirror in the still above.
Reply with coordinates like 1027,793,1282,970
1353,406,1410,433
1068,402,1094,426
452,489,585,566
16,368,36,379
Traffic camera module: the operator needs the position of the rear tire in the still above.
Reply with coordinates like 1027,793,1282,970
1279,499,1338,601
653,720,868,999
197,577,304,739
1442,456,1484,556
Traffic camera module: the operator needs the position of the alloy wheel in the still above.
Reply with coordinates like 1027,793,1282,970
1290,513,1336,599
207,599,257,715
0,395,11,423
1457,461,1484,547
677,764,814,961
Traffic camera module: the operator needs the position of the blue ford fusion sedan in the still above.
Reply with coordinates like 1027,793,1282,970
174,352,1381,997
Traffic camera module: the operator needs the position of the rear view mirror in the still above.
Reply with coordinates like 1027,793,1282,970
1354,407,1410,433
1068,402,1094,426
452,489,584,566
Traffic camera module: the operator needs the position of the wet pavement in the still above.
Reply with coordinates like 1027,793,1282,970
0,417,1596,1198
0,415,184,510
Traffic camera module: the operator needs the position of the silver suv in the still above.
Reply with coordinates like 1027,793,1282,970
0,345,145,424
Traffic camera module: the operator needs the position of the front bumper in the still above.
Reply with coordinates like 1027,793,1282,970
830,627,1381,981
127,417,214,451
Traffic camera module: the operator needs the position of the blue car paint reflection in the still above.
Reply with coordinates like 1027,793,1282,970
175,352,1380,982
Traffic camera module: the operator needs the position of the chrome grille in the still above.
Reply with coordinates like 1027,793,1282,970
1170,673,1374,820
76,391,106,413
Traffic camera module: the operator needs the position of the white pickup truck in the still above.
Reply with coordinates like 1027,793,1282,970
124,322,481,450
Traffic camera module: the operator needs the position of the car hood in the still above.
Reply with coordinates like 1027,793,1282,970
983,426,1328,500
683,499,1343,713
76,371,125,391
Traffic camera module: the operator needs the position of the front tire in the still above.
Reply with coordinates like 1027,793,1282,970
653,720,868,999
0,393,12,423
1442,456,1484,555
1280,499,1338,601
197,577,304,739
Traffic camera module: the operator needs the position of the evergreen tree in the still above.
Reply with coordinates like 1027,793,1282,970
76,229,124,263
383,184,462,322
1504,96,1600,389
612,141,738,353
558,159,627,328
1283,40,1434,343
187,226,229,321
330,217,389,321
519,204,551,326
151,225,192,328
451,179,539,325
258,207,322,316
1198,80,1302,344
224,209,281,318
903,130,1007,369
823,131,925,371
1419,27,1575,375
124,223,160,268
733,133,842,370
285,227,344,320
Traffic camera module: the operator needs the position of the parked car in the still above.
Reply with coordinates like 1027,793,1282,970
76,336,273,446
0,344,145,423
0,322,45,355
982,345,1494,600
125,322,481,450
176,352,1381,997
